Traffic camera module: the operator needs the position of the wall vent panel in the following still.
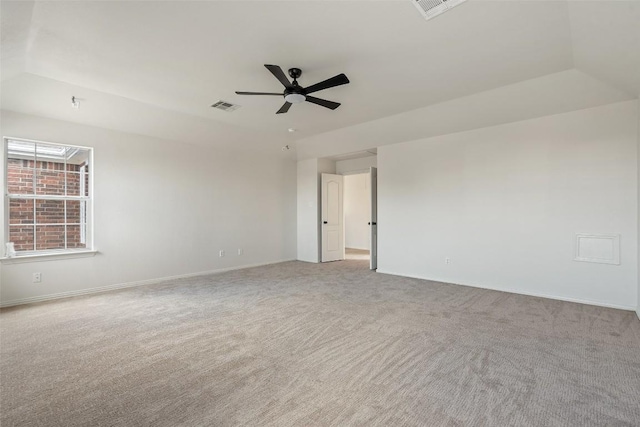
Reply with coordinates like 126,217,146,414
412,0,468,21
211,100,240,112
575,234,620,265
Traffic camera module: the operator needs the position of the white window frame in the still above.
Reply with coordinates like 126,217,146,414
3,137,94,258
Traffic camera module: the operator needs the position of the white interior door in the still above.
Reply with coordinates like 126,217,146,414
370,167,378,270
321,173,344,262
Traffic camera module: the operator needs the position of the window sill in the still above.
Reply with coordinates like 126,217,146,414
0,250,98,264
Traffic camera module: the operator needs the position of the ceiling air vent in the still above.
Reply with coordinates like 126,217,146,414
211,100,240,112
412,0,468,21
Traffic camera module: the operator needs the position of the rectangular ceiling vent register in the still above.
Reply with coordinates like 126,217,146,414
412,0,468,21
211,100,240,112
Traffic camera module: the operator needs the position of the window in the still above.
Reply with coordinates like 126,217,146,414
4,138,92,256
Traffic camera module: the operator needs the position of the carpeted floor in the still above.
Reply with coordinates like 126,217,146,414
1,259,640,426
345,248,370,261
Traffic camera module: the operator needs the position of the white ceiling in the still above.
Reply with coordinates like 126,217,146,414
1,1,638,153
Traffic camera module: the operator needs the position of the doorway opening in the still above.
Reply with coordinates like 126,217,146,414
344,172,371,261
346,248,370,260
319,150,377,269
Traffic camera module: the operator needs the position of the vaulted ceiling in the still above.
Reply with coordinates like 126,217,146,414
1,1,638,154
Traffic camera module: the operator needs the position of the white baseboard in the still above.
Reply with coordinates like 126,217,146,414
376,269,637,312
345,246,370,251
0,259,295,308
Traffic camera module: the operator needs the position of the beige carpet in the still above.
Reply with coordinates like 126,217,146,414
1,259,640,426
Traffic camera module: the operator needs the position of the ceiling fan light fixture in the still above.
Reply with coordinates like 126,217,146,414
235,64,349,114
284,93,306,104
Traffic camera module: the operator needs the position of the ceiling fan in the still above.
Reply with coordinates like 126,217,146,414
235,64,350,114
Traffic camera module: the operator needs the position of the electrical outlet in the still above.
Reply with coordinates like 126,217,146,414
238,248,243,256
445,257,451,264
219,250,225,257
33,272,42,283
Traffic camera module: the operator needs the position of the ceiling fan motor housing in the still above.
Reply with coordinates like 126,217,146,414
288,68,302,79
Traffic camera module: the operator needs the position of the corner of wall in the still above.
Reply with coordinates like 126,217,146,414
296,158,321,263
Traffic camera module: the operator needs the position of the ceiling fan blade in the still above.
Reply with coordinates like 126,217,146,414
276,102,292,114
304,73,350,95
305,96,341,110
265,64,291,88
235,91,282,96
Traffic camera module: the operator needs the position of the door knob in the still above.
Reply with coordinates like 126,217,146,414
368,222,370,225
323,221,328,224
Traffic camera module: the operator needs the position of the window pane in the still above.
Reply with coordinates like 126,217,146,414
7,139,35,162
36,225,65,250
66,171,81,196
66,147,89,164
65,200,83,224
66,225,86,249
35,143,69,161
67,148,90,196
7,159,34,195
9,199,34,225
31,149,89,196
35,200,65,224
83,165,90,197
7,140,35,195
9,225,34,252
35,167,66,196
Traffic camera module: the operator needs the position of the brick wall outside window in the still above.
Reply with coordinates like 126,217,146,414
7,159,88,252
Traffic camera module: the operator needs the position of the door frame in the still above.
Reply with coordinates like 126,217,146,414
369,167,377,270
